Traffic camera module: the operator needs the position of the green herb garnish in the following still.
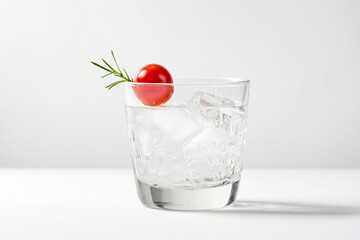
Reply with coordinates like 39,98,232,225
91,51,133,90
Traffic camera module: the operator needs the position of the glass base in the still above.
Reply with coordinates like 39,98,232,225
135,179,239,210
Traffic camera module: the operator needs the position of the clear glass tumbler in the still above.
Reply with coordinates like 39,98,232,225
123,78,250,210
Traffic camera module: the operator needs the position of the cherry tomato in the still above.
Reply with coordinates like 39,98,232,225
132,64,174,106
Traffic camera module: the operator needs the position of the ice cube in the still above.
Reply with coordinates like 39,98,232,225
190,91,235,108
132,107,203,161
134,107,202,144
149,108,203,144
187,91,246,131
182,126,241,183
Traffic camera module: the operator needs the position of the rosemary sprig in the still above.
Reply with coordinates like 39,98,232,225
91,50,133,90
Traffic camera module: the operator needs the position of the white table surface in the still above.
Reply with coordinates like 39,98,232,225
0,169,359,240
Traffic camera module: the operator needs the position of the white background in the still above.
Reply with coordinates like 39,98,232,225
1,0,359,168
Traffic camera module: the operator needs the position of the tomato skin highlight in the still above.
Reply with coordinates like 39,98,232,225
132,64,174,106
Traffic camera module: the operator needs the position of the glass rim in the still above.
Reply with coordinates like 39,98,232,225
124,77,250,86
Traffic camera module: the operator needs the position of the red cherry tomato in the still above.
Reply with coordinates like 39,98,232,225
132,64,174,106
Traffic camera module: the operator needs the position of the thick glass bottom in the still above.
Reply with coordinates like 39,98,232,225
135,179,239,210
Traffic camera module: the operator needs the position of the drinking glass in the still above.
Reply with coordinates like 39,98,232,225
123,78,250,210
